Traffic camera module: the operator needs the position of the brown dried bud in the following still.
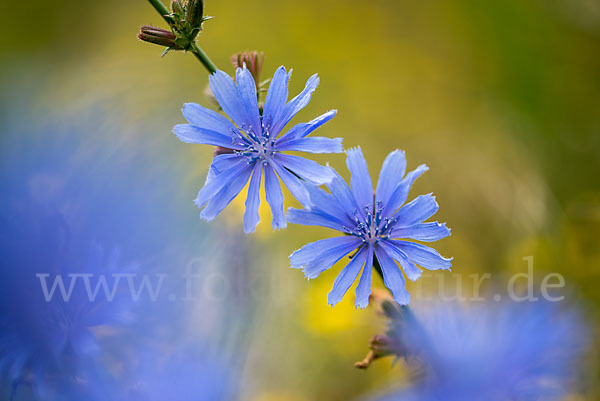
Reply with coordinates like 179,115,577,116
354,334,407,370
231,51,265,88
370,334,406,356
137,25,184,50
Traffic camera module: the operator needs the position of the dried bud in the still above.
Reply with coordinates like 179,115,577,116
370,334,406,356
231,51,264,88
185,0,204,29
354,350,377,369
138,25,184,50
354,334,407,370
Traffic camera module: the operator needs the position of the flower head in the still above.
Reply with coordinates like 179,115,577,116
368,300,589,401
173,66,342,233
288,147,452,308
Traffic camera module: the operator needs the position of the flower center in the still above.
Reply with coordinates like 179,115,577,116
232,119,276,165
344,201,397,243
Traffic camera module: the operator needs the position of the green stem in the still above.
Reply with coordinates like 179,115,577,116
145,0,218,74
191,42,217,74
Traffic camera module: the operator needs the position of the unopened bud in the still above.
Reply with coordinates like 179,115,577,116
232,51,264,88
185,0,204,29
138,25,184,50
172,0,185,16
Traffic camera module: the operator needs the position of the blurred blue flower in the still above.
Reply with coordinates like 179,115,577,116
125,344,239,401
0,131,139,400
288,147,451,308
173,65,342,233
0,89,256,400
369,300,589,401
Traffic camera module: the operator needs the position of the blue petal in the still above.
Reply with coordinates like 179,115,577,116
355,243,374,308
243,164,262,233
375,150,406,206
374,244,410,305
394,193,439,226
172,124,245,149
208,154,242,177
235,67,262,136
346,147,374,210
263,66,290,135
209,70,250,128
271,73,320,135
195,158,248,207
182,102,237,135
269,160,311,207
379,240,422,281
388,240,452,270
205,154,243,184
303,238,362,279
286,208,347,231
305,184,356,228
276,137,343,154
289,236,361,269
325,169,361,217
392,222,451,241
200,163,254,220
328,245,368,306
264,164,286,230
382,164,428,218
277,110,337,142
274,154,335,185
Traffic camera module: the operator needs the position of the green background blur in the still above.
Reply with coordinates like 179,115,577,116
3,0,600,399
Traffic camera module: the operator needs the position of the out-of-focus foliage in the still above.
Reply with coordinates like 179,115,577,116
1,0,599,399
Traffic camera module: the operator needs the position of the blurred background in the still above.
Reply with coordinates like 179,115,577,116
1,0,599,400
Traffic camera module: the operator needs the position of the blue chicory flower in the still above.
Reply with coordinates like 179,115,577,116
173,65,343,233
368,300,589,401
288,147,452,308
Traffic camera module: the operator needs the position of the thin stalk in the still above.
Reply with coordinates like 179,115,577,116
191,42,217,74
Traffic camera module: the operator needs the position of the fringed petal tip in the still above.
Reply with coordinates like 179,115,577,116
355,300,369,309
344,146,362,155
272,220,287,231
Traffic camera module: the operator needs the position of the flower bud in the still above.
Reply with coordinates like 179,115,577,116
185,0,204,29
171,0,185,16
231,51,264,88
137,25,184,50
